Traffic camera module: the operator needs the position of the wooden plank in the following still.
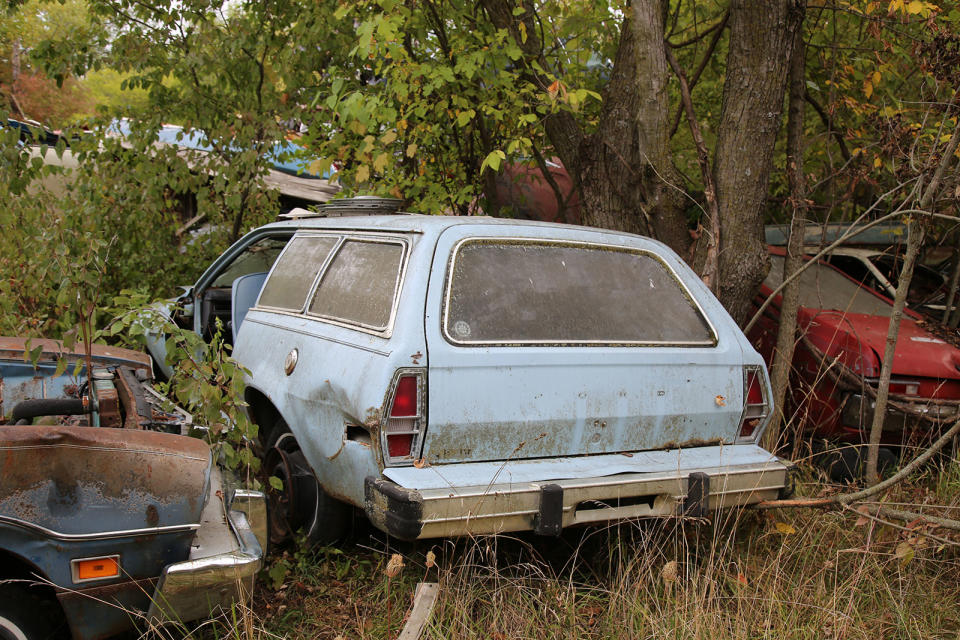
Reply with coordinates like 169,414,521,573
398,582,440,640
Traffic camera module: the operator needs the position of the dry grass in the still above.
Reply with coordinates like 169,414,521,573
251,460,960,640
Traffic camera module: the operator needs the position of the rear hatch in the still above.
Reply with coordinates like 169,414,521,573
421,226,753,464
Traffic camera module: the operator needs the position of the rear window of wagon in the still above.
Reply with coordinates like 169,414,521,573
443,239,716,346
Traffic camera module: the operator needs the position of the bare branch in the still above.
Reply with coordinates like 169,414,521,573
664,45,719,291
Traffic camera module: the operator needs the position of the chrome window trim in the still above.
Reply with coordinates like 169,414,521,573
0,515,200,541
253,232,410,339
441,237,719,347
303,236,410,336
254,232,343,313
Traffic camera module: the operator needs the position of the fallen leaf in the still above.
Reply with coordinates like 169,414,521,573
894,541,914,565
715,395,726,407
425,550,436,569
775,522,796,535
736,572,748,586
413,458,429,469
854,505,870,527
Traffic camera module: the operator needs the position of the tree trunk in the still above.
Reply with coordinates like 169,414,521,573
864,121,960,484
764,18,807,452
713,0,803,325
482,0,690,253
574,0,689,252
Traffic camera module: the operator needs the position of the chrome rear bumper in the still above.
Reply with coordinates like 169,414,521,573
366,456,794,540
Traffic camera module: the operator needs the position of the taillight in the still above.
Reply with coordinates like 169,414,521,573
887,380,920,396
739,366,769,440
382,370,426,464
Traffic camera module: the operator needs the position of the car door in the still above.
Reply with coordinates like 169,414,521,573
146,229,294,379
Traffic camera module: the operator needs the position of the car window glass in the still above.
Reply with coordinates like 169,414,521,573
827,255,874,286
444,240,714,344
308,240,405,329
211,237,289,288
871,255,945,305
258,235,339,310
766,256,893,317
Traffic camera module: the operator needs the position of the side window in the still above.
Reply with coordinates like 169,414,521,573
308,240,406,331
210,237,289,288
258,235,339,310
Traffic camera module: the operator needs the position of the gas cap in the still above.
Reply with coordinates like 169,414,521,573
284,349,298,376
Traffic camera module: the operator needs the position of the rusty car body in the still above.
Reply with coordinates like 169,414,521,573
144,197,794,544
0,337,266,640
748,249,960,460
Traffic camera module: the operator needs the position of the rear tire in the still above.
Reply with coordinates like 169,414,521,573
0,584,68,640
264,418,349,547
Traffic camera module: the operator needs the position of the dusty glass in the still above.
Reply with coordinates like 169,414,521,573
444,240,714,344
258,235,339,310
309,240,405,329
766,255,893,317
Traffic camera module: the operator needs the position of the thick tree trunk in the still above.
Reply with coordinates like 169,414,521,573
576,1,689,250
482,0,689,254
713,0,803,325
764,20,807,452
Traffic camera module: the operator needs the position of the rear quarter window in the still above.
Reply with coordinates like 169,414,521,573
308,239,406,331
443,239,715,345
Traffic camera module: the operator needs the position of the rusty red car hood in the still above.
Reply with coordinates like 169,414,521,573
801,308,960,380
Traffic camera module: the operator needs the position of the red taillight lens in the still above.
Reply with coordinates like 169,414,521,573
391,375,418,417
747,372,763,406
388,433,413,457
740,367,769,439
383,372,425,463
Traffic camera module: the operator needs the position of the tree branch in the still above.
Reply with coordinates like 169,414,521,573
667,11,728,48
664,45,719,291
668,10,729,138
804,89,852,162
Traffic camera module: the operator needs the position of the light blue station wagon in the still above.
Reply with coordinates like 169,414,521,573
147,198,793,542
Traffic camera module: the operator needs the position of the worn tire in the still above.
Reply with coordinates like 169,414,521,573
264,418,349,546
0,584,68,640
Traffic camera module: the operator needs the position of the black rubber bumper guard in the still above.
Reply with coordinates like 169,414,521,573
364,476,425,540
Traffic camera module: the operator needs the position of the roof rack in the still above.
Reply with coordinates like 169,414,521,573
280,196,406,219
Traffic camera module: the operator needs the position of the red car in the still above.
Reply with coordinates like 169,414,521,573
749,248,960,458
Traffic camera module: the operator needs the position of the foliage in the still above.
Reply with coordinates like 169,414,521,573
289,0,607,214
103,295,262,480
78,67,149,113
0,0,106,125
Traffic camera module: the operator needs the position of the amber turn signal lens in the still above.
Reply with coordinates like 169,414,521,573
73,556,120,581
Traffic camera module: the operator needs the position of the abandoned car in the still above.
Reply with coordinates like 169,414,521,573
749,248,960,456
0,337,266,640
145,197,794,543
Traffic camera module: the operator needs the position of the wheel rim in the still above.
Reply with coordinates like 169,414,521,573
265,439,320,546
0,615,27,640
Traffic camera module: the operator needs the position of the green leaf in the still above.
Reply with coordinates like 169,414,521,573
269,476,284,491
480,149,505,173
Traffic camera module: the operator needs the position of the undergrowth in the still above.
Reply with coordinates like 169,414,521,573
223,459,960,640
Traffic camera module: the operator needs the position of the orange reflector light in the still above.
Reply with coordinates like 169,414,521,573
72,556,120,582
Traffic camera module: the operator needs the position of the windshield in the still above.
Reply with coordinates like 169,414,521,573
766,255,894,317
